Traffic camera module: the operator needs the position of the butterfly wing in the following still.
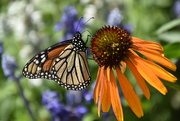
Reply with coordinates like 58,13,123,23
22,40,72,80
52,44,91,90
22,32,91,90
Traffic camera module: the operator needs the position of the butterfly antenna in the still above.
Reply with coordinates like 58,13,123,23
85,35,92,44
76,17,84,32
81,29,93,44
76,17,95,32
85,17,94,24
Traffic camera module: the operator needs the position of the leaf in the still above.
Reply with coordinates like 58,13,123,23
164,42,180,58
162,80,180,91
155,19,180,34
158,31,180,43
37,1,57,14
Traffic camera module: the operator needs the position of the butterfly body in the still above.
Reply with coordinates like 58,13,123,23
22,32,91,90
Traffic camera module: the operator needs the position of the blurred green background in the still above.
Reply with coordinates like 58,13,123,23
0,0,180,121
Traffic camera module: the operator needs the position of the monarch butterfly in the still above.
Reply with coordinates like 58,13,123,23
22,32,91,90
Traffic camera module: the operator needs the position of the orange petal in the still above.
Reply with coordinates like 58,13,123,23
125,59,150,100
101,68,111,112
109,69,124,121
120,61,126,73
94,66,105,117
132,46,164,55
116,66,144,118
132,37,163,52
132,47,176,71
98,67,107,117
106,67,111,82
129,54,168,95
137,57,177,82
94,67,101,104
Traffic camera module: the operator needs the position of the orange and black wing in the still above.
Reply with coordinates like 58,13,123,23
22,32,91,90
22,40,71,80
52,44,91,90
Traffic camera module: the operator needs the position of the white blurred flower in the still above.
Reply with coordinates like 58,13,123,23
1,1,44,42
25,3,35,15
84,4,97,24
80,0,91,4
28,79,43,87
28,30,39,44
19,44,33,59
31,11,44,28
7,1,27,15
6,1,27,40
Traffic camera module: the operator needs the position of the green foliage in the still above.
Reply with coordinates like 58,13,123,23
155,19,180,34
0,0,179,121
164,42,180,58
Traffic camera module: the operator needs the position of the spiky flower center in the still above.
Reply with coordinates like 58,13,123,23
91,26,133,68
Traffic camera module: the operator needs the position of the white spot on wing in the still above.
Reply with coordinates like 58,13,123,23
41,57,46,63
41,54,45,58
37,67,41,71
35,60,39,64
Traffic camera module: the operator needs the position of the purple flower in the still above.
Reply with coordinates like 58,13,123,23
42,90,62,117
55,6,86,41
74,106,88,119
107,8,132,33
83,90,93,103
55,6,78,31
42,90,84,121
42,90,60,104
107,8,123,26
59,107,79,121
65,90,82,106
2,54,18,80
173,0,180,17
0,42,3,55
123,23,132,34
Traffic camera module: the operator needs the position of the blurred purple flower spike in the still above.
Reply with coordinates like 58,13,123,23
2,51,35,121
173,0,180,17
42,90,86,121
107,8,132,33
55,6,78,32
66,90,82,106
74,105,88,119
55,6,86,41
2,54,18,80
0,42,3,55
42,90,62,117
107,8,123,26
83,90,93,103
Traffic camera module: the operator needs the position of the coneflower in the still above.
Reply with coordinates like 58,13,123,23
90,26,177,121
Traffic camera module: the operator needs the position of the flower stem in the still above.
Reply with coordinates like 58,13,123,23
14,75,37,121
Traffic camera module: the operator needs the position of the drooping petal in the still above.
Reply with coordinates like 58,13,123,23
116,66,144,118
129,54,168,95
94,67,101,104
101,68,111,112
135,56,177,82
132,47,176,71
109,68,124,121
93,66,105,117
125,59,150,100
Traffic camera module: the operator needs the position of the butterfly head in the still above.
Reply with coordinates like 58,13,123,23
72,32,87,52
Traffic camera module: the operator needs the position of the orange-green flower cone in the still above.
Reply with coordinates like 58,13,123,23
90,26,177,121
